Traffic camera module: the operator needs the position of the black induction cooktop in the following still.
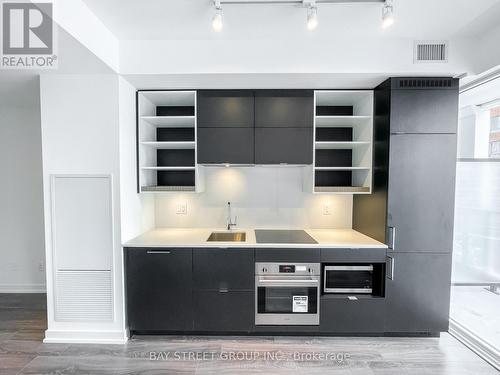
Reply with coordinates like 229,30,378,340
254,230,318,244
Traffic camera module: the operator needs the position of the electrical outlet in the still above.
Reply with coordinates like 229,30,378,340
176,202,187,215
323,203,331,215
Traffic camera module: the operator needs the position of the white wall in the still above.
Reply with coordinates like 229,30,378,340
40,74,126,343
0,74,46,293
155,167,352,229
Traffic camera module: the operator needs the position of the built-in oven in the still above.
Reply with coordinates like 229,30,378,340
323,264,374,294
255,263,320,325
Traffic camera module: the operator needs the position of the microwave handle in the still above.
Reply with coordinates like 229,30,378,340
387,226,396,250
386,255,394,280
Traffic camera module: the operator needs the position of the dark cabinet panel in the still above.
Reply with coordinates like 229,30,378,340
125,248,193,331
390,89,458,134
197,90,254,128
255,248,320,262
255,128,313,164
193,291,254,332
387,134,456,253
321,248,386,263
255,90,313,128
385,252,452,333
193,248,254,290
197,128,254,164
321,297,385,332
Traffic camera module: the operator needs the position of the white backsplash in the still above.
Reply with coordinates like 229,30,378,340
154,167,352,229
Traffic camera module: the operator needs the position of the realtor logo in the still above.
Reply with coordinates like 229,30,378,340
1,1,57,69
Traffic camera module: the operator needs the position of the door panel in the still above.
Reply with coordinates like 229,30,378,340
321,297,385,332
255,128,313,164
387,134,456,253
385,252,452,333
197,128,254,164
126,248,193,331
390,89,458,134
197,90,254,128
255,90,313,128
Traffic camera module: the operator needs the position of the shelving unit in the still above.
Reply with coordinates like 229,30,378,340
309,90,374,194
137,90,203,193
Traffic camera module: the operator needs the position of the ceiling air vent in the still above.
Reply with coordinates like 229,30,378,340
414,41,448,63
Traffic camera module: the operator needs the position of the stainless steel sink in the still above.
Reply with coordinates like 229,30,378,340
207,232,246,242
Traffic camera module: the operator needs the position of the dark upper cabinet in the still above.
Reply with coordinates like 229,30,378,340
197,128,254,164
197,90,254,128
387,133,457,253
390,87,458,134
254,128,313,164
385,252,452,333
193,248,254,290
255,90,314,128
125,248,193,331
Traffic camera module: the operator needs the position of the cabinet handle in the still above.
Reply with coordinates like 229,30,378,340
219,288,229,293
386,255,394,280
387,226,396,250
147,250,171,254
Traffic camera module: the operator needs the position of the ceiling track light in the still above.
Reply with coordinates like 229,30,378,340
212,0,223,32
381,0,394,29
306,1,318,31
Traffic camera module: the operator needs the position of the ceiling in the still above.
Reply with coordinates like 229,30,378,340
83,0,500,41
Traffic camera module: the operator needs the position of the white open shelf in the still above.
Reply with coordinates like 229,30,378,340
140,141,196,149
137,90,203,193
140,116,195,127
310,90,374,194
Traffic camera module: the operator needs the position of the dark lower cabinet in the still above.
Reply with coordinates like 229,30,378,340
197,128,254,164
255,248,320,262
126,248,193,332
321,248,386,263
193,248,254,290
254,128,313,164
320,297,385,333
193,291,254,332
385,252,452,333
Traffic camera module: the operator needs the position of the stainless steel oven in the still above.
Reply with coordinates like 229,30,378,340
323,264,374,294
255,262,320,325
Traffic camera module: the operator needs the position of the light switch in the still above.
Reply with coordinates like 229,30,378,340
322,203,331,215
176,202,187,215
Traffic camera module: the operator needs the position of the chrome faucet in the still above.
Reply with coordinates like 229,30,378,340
226,201,237,230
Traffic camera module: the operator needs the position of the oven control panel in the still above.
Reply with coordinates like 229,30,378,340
256,263,321,276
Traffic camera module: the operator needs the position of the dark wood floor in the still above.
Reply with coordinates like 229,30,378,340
0,293,497,374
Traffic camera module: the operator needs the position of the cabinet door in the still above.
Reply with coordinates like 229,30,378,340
387,134,456,253
197,90,254,128
390,89,458,134
193,291,254,332
321,297,385,333
321,248,386,263
193,248,254,290
255,248,320,262
255,90,313,128
254,128,313,164
385,252,452,333
126,248,193,331
197,128,254,164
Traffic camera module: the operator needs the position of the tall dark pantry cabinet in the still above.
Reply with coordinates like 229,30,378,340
353,77,459,334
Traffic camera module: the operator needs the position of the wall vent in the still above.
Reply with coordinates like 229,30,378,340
414,41,447,63
396,78,454,89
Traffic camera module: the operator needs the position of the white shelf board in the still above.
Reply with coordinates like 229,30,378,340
140,141,195,149
315,91,373,107
140,91,195,106
315,116,371,127
141,166,195,171
315,141,370,150
140,116,195,127
314,167,371,171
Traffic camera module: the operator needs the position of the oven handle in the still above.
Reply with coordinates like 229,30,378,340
258,279,319,284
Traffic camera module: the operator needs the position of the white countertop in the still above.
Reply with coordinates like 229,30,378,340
123,228,387,249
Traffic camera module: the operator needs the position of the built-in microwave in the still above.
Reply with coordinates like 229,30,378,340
323,264,375,294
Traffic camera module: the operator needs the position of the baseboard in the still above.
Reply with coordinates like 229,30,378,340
0,283,46,293
43,329,128,344
449,319,500,371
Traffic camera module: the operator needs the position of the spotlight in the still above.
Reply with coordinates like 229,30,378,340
381,0,394,29
212,0,223,32
307,4,318,31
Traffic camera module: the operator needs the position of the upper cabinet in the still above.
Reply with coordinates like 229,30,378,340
389,78,459,134
254,90,313,128
197,90,254,128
